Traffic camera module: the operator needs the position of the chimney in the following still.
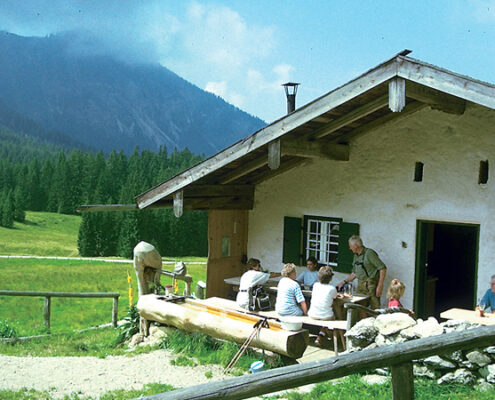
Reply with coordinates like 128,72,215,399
282,82,300,114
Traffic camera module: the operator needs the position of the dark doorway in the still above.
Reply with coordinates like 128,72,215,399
415,221,479,319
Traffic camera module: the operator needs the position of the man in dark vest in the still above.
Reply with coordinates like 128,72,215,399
337,235,387,309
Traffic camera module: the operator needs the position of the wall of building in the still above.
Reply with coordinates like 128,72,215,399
247,103,495,309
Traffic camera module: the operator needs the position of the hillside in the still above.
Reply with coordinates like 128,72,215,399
0,211,81,256
0,31,266,155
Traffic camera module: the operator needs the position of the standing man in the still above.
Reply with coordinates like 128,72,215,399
337,235,387,309
479,275,495,313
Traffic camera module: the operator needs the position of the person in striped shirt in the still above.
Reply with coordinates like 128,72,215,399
275,263,308,316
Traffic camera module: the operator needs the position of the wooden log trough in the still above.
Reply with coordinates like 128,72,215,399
137,294,309,358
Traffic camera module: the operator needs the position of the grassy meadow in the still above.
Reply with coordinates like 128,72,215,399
0,211,207,336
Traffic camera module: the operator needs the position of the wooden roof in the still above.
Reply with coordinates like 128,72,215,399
135,51,495,212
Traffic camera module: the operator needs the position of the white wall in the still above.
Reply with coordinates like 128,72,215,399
247,103,495,309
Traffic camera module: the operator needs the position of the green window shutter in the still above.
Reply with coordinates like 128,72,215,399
337,222,360,273
283,216,302,264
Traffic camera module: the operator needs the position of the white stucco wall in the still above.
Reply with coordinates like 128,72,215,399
247,103,495,309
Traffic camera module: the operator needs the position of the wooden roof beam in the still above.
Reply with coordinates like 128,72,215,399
311,94,389,140
184,184,255,197
406,82,466,115
251,158,309,185
281,138,349,161
219,157,268,184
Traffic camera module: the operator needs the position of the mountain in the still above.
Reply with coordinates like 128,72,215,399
0,31,266,155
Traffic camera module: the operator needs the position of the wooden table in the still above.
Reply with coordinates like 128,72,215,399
440,307,495,326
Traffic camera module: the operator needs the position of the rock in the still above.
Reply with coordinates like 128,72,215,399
375,333,406,347
413,364,438,379
361,374,389,385
475,380,493,392
401,317,443,340
374,368,389,376
479,364,495,379
466,350,492,367
364,342,378,351
345,317,378,348
423,355,456,370
438,368,476,385
484,346,495,354
441,320,480,333
374,313,416,336
460,360,477,370
443,350,464,364
129,333,145,347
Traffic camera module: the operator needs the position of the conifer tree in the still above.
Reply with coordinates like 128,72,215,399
13,186,26,222
2,190,15,228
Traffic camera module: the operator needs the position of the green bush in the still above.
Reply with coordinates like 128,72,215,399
116,306,140,344
0,319,17,339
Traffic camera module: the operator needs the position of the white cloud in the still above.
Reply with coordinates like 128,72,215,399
205,80,227,97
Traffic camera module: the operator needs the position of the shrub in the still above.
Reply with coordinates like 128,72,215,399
0,319,17,339
116,305,140,344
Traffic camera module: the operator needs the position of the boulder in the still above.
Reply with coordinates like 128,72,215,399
375,333,406,347
475,380,493,392
423,355,456,370
345,317,378,348
466,350,492,367
374,313,416,336
443,350,464,364
400,317,443,340
413,364,439,379
484,346,495,354
361,374,389,385
479,364,495,379
441,319,480,333
438,368,476,385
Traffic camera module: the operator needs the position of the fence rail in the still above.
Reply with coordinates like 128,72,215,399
0,290,120,329
133,324,495,400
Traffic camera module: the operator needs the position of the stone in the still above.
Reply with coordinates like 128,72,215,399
374,313,416,336
475,380,493,392
129,333,145,347
466,350,492,367
364,342,378,351
484,346,495,354
345,317,378,348
361,374,389,385
413,364,438,379
438,368,476,385
374,368,390,376
460,360,477,370
423,355,456,370
441,319,480,333
443,350,464,364
401,317,443,340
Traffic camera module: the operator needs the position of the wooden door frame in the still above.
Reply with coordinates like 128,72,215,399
414,219,480,317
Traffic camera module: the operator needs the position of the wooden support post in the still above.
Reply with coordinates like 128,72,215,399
389,78,406,112
173,190,183,218
268,140,280,170
391,362,414,400
43,296,51,330
112,296,119,327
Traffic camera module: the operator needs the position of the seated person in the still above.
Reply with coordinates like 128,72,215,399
236,258,280,310
387,279,406,308
296,256,319,288
275,263,308,316
479,274,495,313
308,266,338,347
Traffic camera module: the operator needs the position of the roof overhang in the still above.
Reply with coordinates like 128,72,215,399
133,52,495,212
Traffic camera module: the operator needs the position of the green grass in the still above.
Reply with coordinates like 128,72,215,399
0,383,174,400
0,258,206,336
0,327,155,357
263,374,495,399
0,212,82,256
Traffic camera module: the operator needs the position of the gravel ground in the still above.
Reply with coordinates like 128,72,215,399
0,349,231,399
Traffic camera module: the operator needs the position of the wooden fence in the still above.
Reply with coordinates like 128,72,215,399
133,324,495,400
0,290,120,329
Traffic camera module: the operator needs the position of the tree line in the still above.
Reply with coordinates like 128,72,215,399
0,143,208,258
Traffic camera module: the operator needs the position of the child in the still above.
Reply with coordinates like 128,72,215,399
308,266,338,347
387,279,406,308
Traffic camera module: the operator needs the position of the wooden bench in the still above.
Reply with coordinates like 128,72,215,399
203,297,347,355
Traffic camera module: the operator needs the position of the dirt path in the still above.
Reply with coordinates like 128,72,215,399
0,349,230,399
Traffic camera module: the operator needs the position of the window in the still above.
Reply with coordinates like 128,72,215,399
304,216,342,267
283,215,359,272
479,160,489,185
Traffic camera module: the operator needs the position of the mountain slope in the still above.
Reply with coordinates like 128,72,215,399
0,31,266,155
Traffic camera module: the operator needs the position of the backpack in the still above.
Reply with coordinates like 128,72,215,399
249,285,271,311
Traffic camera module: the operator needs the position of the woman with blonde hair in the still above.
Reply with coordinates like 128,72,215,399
275,263,308,316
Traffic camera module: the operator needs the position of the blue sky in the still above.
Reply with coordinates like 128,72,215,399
1,0,494,122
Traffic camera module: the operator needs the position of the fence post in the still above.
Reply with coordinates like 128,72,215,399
391,361,414,400
112,296,119,327
43,296,51,330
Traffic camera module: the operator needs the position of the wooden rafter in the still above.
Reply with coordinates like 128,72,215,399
219,157,268,184
310,94,389,140
281,139,349,161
